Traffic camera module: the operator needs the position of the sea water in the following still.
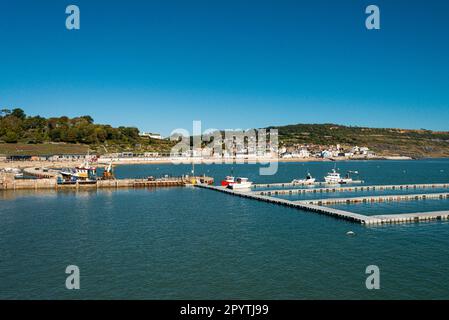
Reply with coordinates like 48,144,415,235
1,159,449,299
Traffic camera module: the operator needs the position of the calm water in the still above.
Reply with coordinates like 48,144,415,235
1,159,449,299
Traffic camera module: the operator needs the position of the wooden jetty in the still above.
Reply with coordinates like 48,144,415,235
196,184,449,226
253,183,449,196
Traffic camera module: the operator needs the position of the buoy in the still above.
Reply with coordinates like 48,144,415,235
346,231,355,236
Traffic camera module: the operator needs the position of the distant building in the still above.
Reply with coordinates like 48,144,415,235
120,152,134,158
359,147,370,155
144,152,159,157
321,150,333,158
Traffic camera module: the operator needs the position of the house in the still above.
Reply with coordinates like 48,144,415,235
144,152,159,157
321,150,333,158
359,147,370,155
120,152,134,158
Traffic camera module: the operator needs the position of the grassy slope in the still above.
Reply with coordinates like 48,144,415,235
0,138,176,156
0,143,90,156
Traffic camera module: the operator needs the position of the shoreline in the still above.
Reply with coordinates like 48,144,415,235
0,155,420,170
95,155,414,165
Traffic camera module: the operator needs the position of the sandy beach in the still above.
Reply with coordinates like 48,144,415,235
0,156,413,171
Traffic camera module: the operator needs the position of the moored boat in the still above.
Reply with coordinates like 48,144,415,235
324,169,353,184
221,176,235,187
292,172,316,185
58,160,97,184
227,177,253,190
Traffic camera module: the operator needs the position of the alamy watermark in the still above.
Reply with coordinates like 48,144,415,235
64,4,380,31
66,5,80,30
365,265,380,290
365,5,380,30
169,121,279,175
65,265,80,290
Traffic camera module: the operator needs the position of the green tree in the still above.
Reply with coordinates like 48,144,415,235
4,131,18,143
11,108,26,120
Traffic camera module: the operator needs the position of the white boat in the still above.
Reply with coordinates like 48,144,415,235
324,169,353,184
227,177,253,190
292,172,316,185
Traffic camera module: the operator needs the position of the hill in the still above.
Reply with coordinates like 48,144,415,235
0,108,174,155
268,123,449,158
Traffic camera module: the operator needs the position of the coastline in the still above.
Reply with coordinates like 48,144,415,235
0,155,417,170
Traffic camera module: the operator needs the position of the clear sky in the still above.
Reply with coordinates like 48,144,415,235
1,0,448,135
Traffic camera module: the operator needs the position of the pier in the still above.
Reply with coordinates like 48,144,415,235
298,192,449,205
252,181,363,189
253,183,449,196
0,174,214,190
196,184,449,226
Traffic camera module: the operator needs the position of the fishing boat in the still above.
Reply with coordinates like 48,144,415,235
221,176,235,187
324,169,353,184
292,172,316,185
59,161,97,184
227,177,252,190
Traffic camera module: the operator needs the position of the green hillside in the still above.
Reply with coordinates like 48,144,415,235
0,108,174,155
268,123,449,158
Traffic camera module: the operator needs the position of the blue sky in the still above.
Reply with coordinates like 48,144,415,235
0,0,448,135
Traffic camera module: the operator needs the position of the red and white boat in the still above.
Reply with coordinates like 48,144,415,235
221,176,235,187
227,177,253,190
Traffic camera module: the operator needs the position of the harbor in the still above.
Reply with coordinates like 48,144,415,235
2,161,449,226
1,160,214,190
2,159,449,300
0,175,213,190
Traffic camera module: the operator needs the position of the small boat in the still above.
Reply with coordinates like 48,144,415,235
221,176,235,187
292,172,316,185
324,169,353,184
227,177,253,190
59,160,97,183
14,173,24,179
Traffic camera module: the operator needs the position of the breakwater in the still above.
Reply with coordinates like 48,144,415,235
0,175,213,190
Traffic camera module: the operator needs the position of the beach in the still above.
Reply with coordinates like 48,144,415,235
0,156,415,171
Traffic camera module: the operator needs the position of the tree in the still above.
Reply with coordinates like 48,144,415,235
80,115,94,124
11,108,26,120
4,131,18,143
1,108,11,117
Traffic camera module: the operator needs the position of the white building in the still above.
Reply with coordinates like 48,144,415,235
292,149,310,158
321,150,333,158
